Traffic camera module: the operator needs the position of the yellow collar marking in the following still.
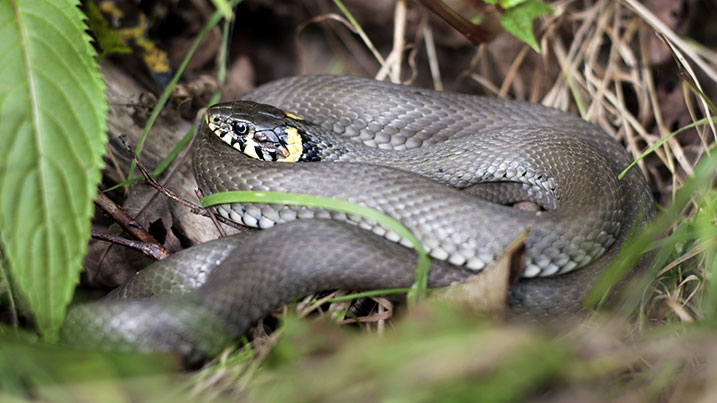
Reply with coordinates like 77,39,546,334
278,127,303,162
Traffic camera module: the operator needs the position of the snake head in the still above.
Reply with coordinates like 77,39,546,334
204,101,305,162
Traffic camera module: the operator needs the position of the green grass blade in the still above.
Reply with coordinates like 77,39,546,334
104,123,197,192
127,0,243,181
331,0,386,66
317,288,414,303
585,146,717,309
106,10,234,193
200,191,432,301
618,116,717,179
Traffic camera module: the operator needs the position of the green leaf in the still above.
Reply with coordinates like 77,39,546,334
0,0,108,339
499,0,553,52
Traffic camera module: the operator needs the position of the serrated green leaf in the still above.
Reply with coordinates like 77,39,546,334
0,0,107,339
499,0,553,52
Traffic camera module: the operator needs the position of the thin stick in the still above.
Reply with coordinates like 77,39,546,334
94,192,169,257
390,0,407,83
195,188,227,237
423,21,443,91
132,142,205,212
415,0,493,46
91,230,170,261
120,136,244,230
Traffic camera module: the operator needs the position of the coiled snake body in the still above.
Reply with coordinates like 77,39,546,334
62,75,653,361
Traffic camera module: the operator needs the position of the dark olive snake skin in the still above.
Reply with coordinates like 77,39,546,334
61,75,654,361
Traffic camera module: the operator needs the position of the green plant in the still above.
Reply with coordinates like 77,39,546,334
0,0,107,339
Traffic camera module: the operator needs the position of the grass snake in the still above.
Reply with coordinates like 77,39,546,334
62,75,654,362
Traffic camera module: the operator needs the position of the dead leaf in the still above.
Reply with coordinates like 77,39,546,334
433,230,528,316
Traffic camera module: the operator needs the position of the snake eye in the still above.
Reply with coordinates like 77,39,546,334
232,122,249,135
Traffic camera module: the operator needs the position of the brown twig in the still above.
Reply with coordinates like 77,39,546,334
195,188,227,237
415,0,494,46
120,136,205,213
91,230,170,261
94,192,171,260
119,135,244,230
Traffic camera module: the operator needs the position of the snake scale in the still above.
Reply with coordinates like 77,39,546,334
62,75,654,362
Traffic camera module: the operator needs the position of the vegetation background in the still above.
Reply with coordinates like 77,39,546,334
0,0,716,401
